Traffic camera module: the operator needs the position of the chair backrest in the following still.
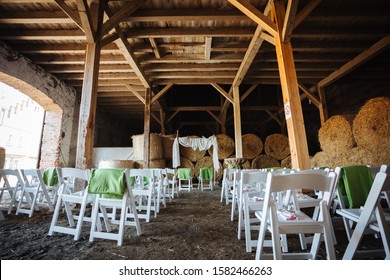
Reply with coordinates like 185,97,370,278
199,167,213,180
0,169,24,189
56,167,90,193
177,168,191,179
129,168,154,188
20,169,44,188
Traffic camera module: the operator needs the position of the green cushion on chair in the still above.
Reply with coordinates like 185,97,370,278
200,168,213,180
43,168,58,186
88,168,125,199
178,168,191,179
341,165,374,208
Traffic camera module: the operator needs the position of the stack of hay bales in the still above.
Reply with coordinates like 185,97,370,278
131,133,166,168
180,136,206,163
311,96,390,168
178,156,195,177
208,134,235,160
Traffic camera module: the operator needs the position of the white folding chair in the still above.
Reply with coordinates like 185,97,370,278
41,167,60,205
220,168,237,204
88,168,141,246
16,169,54,217
129,169,157,222
151,168,165,212
177,168,193,192
338,171,390,260
165,168,178,199
0,169,24,214
198,167,214,191
255,171,337,260
48,167,94,241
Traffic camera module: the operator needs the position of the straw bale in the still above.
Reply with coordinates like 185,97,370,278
195,156,223,181
242,134,263,160
131,133,163,160
281,155,292,169
310,151,334,169
251,154,280,169
98,160,133,169
149,159,166,169
208,134,235,160
180,136,207,162
353,97,390,151
160,134,175,160
264,134,290,160
318,115,355,157
223,156,251,169
179,156,195,176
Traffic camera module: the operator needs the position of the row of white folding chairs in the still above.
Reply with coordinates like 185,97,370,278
48,167,178,245
0,168,56,218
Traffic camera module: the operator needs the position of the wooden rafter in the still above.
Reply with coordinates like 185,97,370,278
282,0,298,42
125,84,145,104
240,84,258,102
210,83,234,104
54,0,82,29
100,0,142,39
151,83,173,104
149,38,162,59
227,0,277,37
76,0,95,43
293,0,322,29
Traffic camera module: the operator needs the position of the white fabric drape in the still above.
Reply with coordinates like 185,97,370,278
172,136,219,171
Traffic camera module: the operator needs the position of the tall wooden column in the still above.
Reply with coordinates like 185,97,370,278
233,86,243,158
274,0,310,170
143,87,151,168
75,42,101,169
318,86,328,126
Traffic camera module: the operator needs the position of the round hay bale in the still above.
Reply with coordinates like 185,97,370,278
353,97,390,151
149,159,166,169
160,134,175,160
131,133,163,161
251,154,280,169
0,147,5,169
318,115,355,157
223,156,251,169
310,151,334,168
346,147,382,167
264,134,290,160
242,134,263,160
179,156,195,176
180,136,207,162
208,134,235,160
194,156,223,181
281,155,292,169
98,160,134,168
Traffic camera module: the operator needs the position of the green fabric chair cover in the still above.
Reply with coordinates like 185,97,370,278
340,165,374,208
88,168,125,199
200,168,213,180
178,168,191,179
129,175,151,187
43,168,58,186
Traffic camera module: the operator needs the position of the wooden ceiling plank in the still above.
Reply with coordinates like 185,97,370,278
151,83,173,104
210,83,234,104
293,0,322,29
54,0,83,29
318,35,390,88
100,0,142,38
125,84,145,104
0,11,74,24
282,0,299,43
205,37,212,60
227,0,277,37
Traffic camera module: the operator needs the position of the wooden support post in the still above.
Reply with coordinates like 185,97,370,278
75,42,100,169
233,86,243,158
318,86,328,126
160,109,166,134
144,87,151,168
274,0,310,170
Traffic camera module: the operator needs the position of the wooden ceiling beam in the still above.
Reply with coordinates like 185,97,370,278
210,83,234,104
75,0,95,43
54,0,83,29
227,0,277,37
149,38,162,59
0,11,74,24
282,0,298,42
99,0,142,39
318,35,390,88
205,37,212,60
125,84,145,104
293,0,322,29
151,83,173,104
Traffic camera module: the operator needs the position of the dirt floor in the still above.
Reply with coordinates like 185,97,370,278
0,187,384,260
